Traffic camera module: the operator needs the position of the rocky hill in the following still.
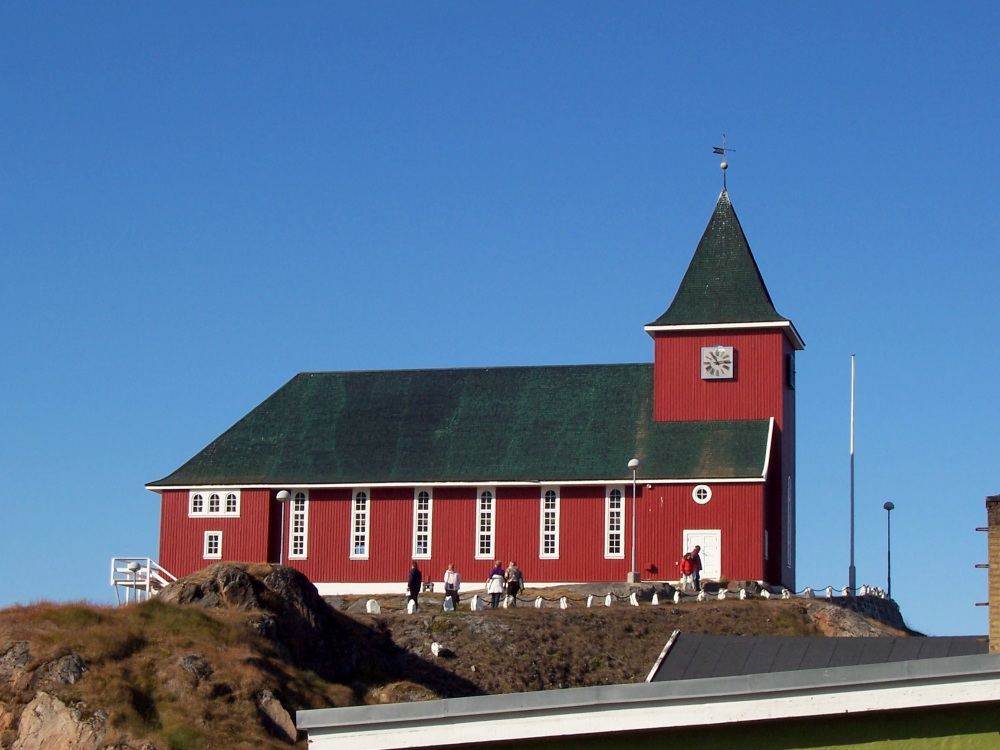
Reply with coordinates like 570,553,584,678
0,563,913,749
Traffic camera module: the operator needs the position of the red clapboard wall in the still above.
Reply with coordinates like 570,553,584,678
160,479,770,587
652,330,789,425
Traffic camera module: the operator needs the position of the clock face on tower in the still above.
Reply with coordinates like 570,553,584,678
701,345,734,379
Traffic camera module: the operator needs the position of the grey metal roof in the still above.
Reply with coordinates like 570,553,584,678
649,634,989,682
297,653,1000,749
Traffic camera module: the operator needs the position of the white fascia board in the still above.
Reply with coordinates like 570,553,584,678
148,477,766,492
643,320,805,350
145,483,248,493
298,654,1000,750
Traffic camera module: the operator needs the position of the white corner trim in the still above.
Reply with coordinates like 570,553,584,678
761,416,775,480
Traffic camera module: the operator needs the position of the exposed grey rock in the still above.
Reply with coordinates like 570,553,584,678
159,562,377,684
256,688,297,744
813,598,909,636
634,583,676,601
159,563,257,610
179,654,213,683
729,580,764,596
37,653,86,686
346,597,369,614
250,612,279,640
12,691,106,750
0,641,31,685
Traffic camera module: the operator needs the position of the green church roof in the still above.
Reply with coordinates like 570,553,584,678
148,365,773,488
648,190,790,328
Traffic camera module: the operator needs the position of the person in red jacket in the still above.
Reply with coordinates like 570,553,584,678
679,553,694,591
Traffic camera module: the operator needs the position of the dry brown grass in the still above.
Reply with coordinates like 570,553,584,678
0,600,352,749
344,592,902,696
0,586,905,748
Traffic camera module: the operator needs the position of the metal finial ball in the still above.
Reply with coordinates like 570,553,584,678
720,161,728,170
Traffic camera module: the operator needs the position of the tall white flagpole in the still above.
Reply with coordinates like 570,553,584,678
849,354,856,592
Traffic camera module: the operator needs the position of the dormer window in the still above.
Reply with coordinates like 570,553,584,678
189,490,240,517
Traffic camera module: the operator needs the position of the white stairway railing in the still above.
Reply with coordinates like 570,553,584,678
110,557,177,606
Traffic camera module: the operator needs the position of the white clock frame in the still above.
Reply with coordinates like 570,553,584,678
701,345,734,379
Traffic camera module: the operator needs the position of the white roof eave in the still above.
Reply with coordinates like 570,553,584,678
643,320,805,350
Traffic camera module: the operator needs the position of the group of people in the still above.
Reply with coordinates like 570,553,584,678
487,560,523,608
407,548,702,610
679,545,703,591
406,561,466,611
406,559,524,611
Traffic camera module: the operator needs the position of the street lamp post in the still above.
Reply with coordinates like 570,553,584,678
628,458,639,584
277,490,291,564
883,501,895,599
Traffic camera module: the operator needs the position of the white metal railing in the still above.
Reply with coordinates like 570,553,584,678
110,557,177,606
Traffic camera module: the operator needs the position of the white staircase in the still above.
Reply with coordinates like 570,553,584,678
110,557,176,605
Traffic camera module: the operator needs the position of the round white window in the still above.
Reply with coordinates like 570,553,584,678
692,485,712,504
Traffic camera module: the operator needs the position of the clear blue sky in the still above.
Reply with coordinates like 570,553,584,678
2,4,997,636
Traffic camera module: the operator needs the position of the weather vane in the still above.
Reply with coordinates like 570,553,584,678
712,133,735,189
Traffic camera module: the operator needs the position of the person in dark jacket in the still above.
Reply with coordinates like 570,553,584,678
504,560,524,606
407,561,423,611
689,546,703,591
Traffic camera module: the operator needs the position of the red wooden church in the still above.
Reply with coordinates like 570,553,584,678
147,189,804,593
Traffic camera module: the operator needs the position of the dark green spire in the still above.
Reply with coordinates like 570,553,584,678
648,190,788,327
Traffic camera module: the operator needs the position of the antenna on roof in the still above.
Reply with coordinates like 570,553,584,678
712,133,735,190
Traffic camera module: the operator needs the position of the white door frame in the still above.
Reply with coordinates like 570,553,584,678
683,529,721,581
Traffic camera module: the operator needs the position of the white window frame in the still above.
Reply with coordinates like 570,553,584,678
412,489,433,559
539,486,560,559
289,491,309,560
351,488,370,560
692,485,712,504
189,489,240,517
203,531,222,559
605,486,625,559
476,487,495,560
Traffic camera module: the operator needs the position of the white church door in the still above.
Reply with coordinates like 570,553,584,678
683,529,721,581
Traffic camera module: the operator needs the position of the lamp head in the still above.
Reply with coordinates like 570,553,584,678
276,490,291,502
883,501,895,512
628,458,639,471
